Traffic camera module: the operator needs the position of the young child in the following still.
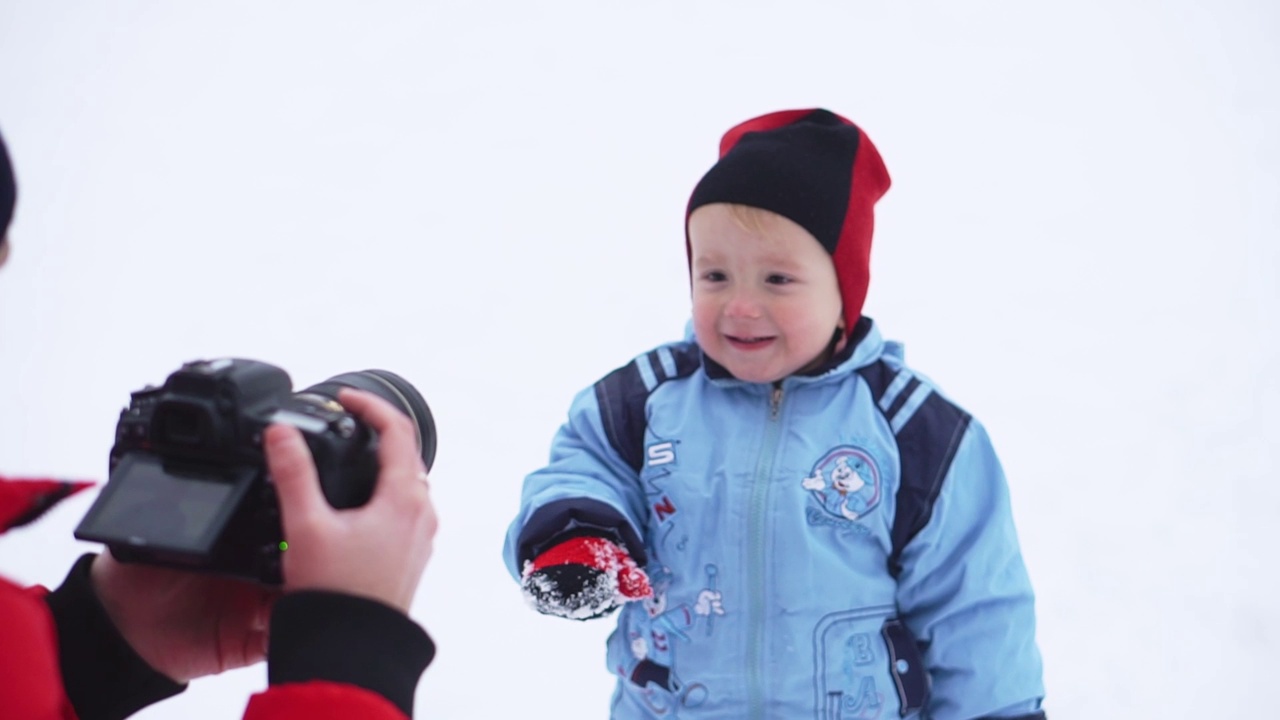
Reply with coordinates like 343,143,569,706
503,108,1046,719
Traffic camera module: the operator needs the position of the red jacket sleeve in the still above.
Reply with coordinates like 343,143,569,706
0,478,96,720
0,576,78,720
245,681,409,720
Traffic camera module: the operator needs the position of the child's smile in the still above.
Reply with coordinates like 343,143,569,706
725,334,776,350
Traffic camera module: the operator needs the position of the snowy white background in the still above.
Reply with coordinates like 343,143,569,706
1,1,1276,718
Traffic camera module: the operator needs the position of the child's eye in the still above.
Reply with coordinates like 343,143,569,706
766,274,793,285
702,271,727,282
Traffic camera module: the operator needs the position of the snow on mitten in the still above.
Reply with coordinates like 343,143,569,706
521,536,652,620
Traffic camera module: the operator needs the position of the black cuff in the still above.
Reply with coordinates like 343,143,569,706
268,591,434,718
517,497,648,567
43,553,186,720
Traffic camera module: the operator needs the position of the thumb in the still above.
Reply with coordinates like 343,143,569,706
263,424,326,530
617,563,652,600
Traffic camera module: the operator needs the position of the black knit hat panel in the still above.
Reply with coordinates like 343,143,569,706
687,119,859,254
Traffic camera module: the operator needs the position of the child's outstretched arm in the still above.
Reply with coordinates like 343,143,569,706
894,419,1047,720
520,534,652,619
503,382,653,620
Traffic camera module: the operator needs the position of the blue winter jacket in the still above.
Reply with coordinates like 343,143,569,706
504,319,1045,719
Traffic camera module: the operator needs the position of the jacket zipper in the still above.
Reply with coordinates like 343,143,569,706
747,382,784,720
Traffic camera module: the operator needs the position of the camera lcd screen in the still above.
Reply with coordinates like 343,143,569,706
77,455,244,554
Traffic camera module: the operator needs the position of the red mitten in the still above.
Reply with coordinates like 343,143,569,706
521,536,652,620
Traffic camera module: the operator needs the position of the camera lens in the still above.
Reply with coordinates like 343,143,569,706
298,370,436,471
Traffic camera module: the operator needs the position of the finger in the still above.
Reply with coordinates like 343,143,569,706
252,589,279,632
336,388,423,493
263,423,327,527
242,629,269,666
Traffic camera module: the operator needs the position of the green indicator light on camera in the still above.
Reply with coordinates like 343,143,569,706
279,541,289,552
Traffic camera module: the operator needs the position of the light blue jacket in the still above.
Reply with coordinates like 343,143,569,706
504,320,1045,719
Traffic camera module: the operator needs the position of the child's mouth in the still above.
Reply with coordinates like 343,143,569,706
726,335,775,350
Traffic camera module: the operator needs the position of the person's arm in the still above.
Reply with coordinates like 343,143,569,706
245,388,438,719
502,383,653,619
243,592,434,720
894,420,1047,720
42,554,186,720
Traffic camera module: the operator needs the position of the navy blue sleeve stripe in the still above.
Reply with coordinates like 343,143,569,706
888,391,972,577
858,359,973,578
647,350,667,383
856,358,894,402
595,343,703,475
883,376,921,421
595,360,651,473
890,383,933,434
878,368,915,413
669,342,703,378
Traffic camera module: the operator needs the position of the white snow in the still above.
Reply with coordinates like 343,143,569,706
521,560,623,621
0,1,1276,718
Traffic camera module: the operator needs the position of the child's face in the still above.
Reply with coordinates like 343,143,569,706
688,204,843,383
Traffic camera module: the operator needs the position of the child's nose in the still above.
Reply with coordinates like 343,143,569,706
723,289,763,319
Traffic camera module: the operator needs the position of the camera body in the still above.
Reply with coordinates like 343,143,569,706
74,358,422,585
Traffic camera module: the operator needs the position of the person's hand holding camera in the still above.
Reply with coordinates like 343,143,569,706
265,387,438,612
88,552,275,684
87,387,437,684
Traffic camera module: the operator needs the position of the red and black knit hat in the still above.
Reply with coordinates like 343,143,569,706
0,126,14,235
686,108,891,339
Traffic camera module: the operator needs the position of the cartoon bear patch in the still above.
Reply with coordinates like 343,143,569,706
801,446,882,523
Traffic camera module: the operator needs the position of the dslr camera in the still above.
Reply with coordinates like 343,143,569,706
74,358,436,584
